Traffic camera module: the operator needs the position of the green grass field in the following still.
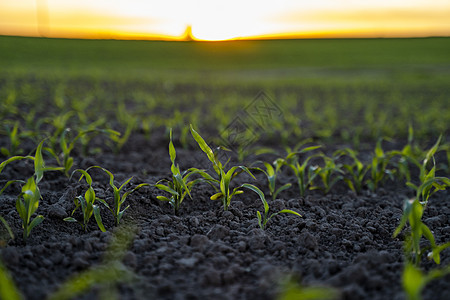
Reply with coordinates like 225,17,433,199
1,36,450,83
0,35,449,147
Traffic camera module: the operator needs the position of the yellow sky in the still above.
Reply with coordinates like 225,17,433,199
0,0,449,40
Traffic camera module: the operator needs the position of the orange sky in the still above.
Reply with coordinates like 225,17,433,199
0,0,449,40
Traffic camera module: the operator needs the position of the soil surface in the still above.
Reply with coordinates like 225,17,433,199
0,131,449,300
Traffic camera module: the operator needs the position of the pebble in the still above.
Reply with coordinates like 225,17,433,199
47,204,67,219
190,234,209,251
177,257,198,268
206,225,229,241
298,232,318,251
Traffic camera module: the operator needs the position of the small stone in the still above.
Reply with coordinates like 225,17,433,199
299,232,318,251
248,236,265,250
206,225,229,241
177,257,198,268
190,234,209,251
48,204,67,219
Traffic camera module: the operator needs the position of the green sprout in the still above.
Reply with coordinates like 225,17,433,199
86,166,149,226
0,215,14,243
366,139,394,192
278,276,339,300
278,143,321,197
1,121,23,157
402,262,450,300
0,258,23,300
15,140,62,241
190,124,257,211
393,198,450,266
309,153,344,194
64,169,106,232
404,135,449,206
253,159,291,200
45,127,120,177
241,184,301,230
335,148,370,194
155,129,204,215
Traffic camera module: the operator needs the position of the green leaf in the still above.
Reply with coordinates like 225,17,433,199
154,184,179,196
273,183,292,200
96,198,111,210
93,205,106,232
0,216,14,240
27,215,44,236
210,192,223,200
0,259,23,300
0,180,25,196
263,162,275,177
241,184,269,214
0,155,34,174
157,196,171,202
63,217,78,222
277,209,302,217
168,128,176,163
34,140,46,184
190,125,215,164
257,211,263,229
403,263,424,300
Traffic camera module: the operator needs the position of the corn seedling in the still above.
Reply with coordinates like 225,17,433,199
16,140,62,241
366,139,394,192
1,121,22,157
241,184,301,230
85,166,149,226
402,261,450,300
278,143,321,197
388,125,423,182
309,153,344,194
65,169,106,232
393,198,450,266
155,129,204,215
45,127,120,177
278,276,339,300
334,148,370,194
190,124,256,211
253,159,291,200
0,215,14,243
0,259,23,300
404,135,449,206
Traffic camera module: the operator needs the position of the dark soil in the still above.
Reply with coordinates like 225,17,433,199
0,131,449,300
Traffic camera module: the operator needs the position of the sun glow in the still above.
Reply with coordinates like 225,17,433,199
0,0,449,40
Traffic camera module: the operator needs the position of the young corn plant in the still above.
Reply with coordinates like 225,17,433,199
190,125,257,211
388,125,423,182
0,215,15,243
334,148,370,194
15,140,62,241
86,166,149,226
1,121,22,157
241,184,301,230
405,135,449,207
402,262,450,300
253,159,291,200
278,144,321,197
309,153,344,194
0,155,35,197
366,139,395,192
45,127,120,177
393,198,450,266
65,169,106,232
155,129,204,215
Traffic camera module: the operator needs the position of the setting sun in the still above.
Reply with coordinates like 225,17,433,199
0,0,449,40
